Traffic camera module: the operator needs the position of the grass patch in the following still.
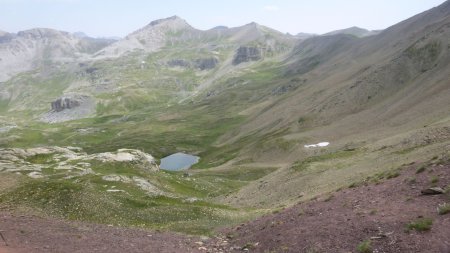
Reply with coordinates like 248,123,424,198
437,203,450,215
445,185,450,194
0,176,253,235
25,153,54,164
430,176,439,184
323,194,334,202
348,181,363,189
416,166,426,174
356,240,372,253
406,218,433,232
292,150,357,172
366,169,401,183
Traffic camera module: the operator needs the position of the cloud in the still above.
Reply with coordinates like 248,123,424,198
264,5,280,12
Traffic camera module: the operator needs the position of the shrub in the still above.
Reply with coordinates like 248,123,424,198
416,166,426,174
386,171,400,179
357,240,372,253
430,176,439,184
437,203,450,215
406,218,433,231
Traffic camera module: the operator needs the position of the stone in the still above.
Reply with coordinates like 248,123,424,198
421,187,445,195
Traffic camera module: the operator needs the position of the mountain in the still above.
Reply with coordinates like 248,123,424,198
95,16,294,59
0,28,115,82
216,0,450,206
0,1,449,246
0,16,296,119
323,26,381,37
94,16,196,57
295,32,316,40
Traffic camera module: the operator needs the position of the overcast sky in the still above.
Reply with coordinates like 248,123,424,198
0,0,447,37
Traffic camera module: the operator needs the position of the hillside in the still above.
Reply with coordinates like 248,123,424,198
0,1,449,252
323,26,380,37
1,156,449,252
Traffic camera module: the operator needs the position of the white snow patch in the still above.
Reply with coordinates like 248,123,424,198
304,142,330,148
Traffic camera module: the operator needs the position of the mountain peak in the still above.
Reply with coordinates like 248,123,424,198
147,15,189,27
245,22,261,28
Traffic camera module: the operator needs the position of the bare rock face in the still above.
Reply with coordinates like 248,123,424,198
232,46,262,65
90,149,160,172
195,57,218,70
41,94,95,123
51,97,81,112
167,57,219,70
167,59,191,68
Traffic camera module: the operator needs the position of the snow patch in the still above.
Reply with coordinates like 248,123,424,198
304,142,330,148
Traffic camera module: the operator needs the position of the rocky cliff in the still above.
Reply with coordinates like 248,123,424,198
232,46,262,65
51,97,81,112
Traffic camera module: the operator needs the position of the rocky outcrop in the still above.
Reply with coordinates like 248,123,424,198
232,46,262,65
90,149,160,172
0,146,160,176
51,97,81,112
42,94,95,123
167,57,219,70
195,57,218,70
167,59,191,68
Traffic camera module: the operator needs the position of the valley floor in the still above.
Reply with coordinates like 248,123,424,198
0,159,449,253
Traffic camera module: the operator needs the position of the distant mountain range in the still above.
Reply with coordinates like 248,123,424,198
0,18,381,82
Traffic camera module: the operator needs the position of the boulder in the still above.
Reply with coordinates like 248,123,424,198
421,187,445,195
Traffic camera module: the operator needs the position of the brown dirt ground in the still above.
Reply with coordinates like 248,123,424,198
0,214,203,253
209,161,450,253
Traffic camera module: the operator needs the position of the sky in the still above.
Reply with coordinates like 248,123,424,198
0,0,447,38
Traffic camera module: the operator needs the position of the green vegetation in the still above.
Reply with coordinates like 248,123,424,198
323,194,334,202
430,176,439,184
406,218,433,232
0,172,260,235
25,153,54,164
0,157,277,235
292,150,357,172
416,166,426,174
367,169,401,183
437,203,450,215
356,240,372,253
445,185,450,194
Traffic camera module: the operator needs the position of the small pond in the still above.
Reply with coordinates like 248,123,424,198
159,152,200,171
